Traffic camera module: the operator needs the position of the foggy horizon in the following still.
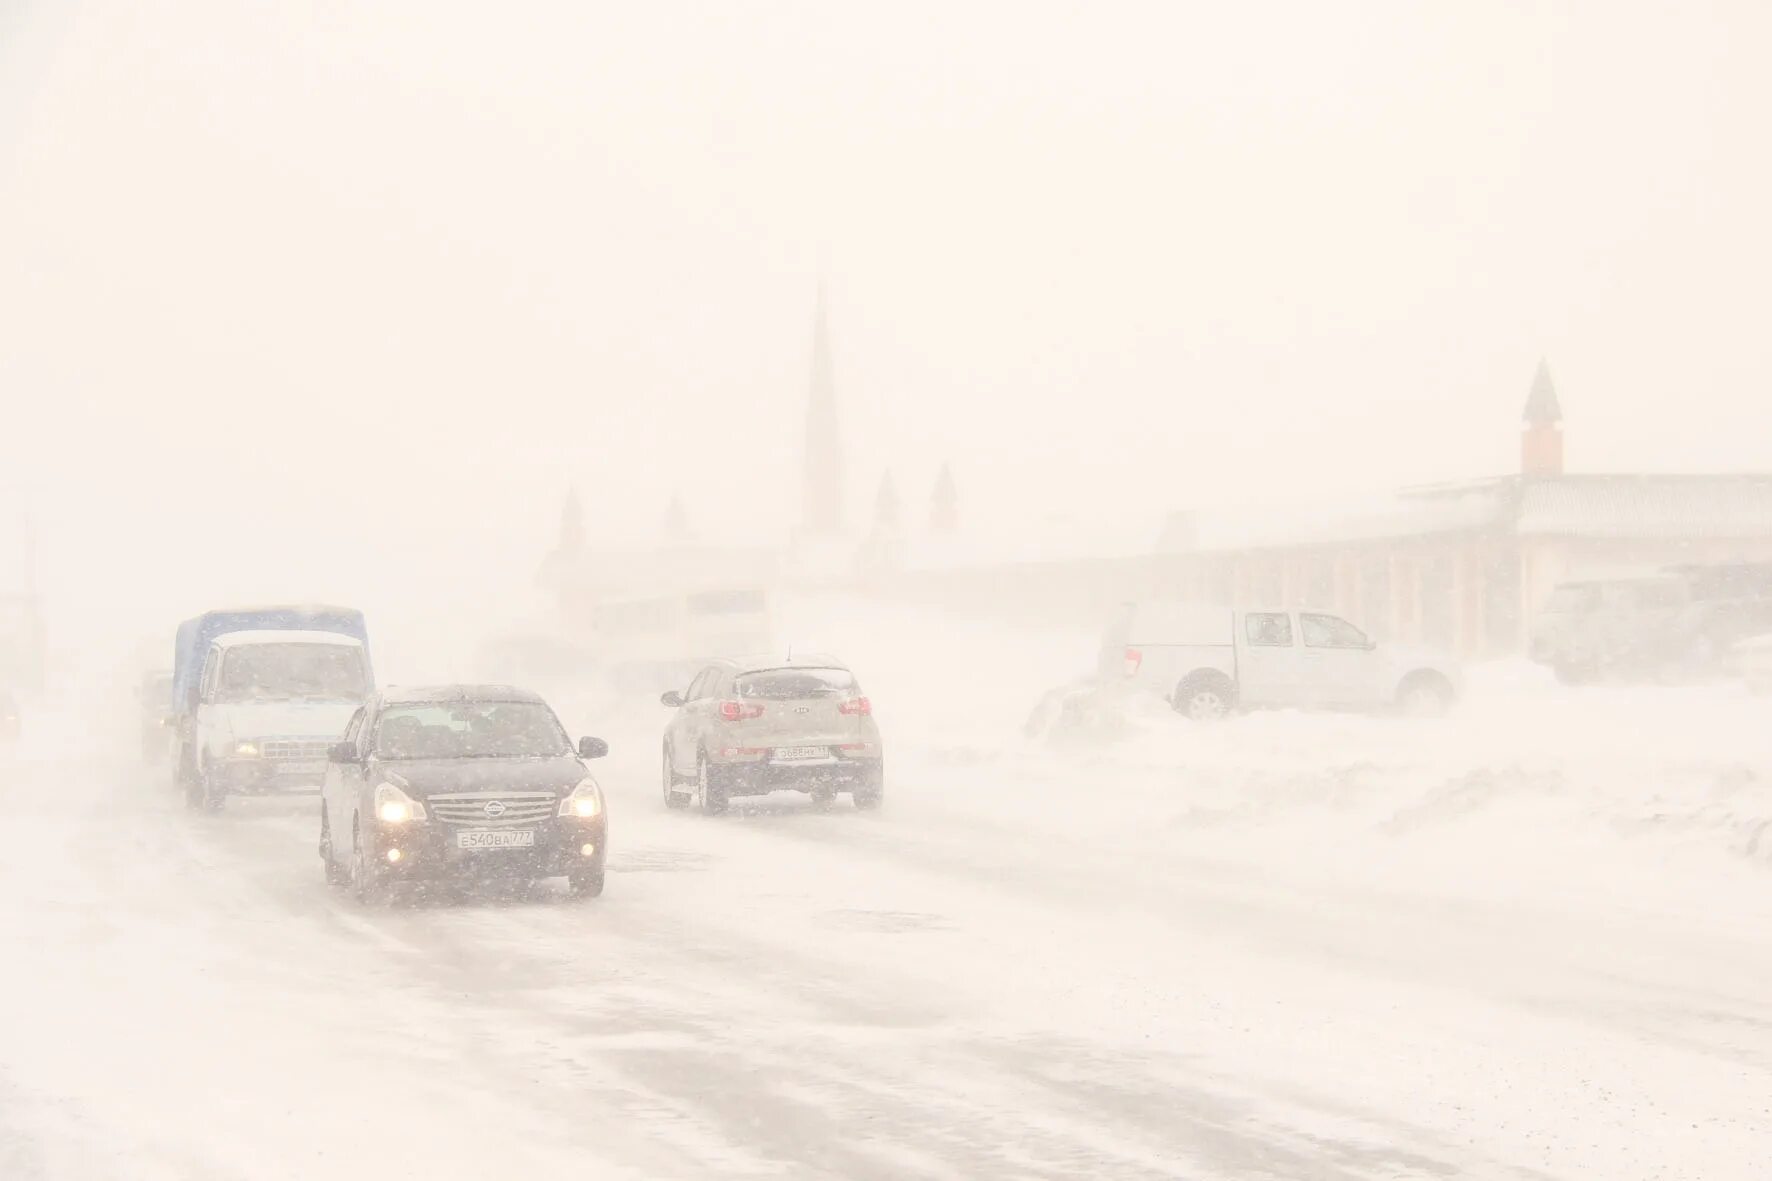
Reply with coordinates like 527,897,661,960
3,9,1772,1178
6,1,1772,629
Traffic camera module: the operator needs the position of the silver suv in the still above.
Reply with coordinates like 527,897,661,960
660,656,883,814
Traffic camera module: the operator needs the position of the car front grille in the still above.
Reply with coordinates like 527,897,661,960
426,791,558,827
261,738,333,762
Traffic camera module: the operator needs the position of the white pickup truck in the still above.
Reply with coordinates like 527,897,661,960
1100,602,1462,719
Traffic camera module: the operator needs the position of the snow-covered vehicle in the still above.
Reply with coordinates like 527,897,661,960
1101,602,1461,719
1530,566,1772,683
660,655,883,813
170,605,372,808
583,586,775,694
137,669,173,759
319,685,609,902
182,630,370,810
1727,633,1772,694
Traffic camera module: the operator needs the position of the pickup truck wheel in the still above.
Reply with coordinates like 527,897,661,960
1397,672,1453,717
1553,662,1590,685
1174,674,1234,721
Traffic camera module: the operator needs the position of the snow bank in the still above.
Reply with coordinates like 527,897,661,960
774,593,1772,920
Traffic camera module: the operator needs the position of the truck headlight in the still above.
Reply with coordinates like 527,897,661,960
374,782,426,824
234,741,259,757
559,779,603,819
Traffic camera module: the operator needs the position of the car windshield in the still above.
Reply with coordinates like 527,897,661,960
735,668,857,699
373,701,571,759
215,644,367,703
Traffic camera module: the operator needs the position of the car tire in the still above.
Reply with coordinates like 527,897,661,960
180,748,203,809
568,868,605,898
187,758,225,811
662,746,690,810
350,821,386,905
697,754,729,816
1396,672,1454,717
852,766,884,811
1553,660,1594,686
1174,673,1235,721
320,810,348,889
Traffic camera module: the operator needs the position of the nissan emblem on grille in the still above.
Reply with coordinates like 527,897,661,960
483,801,506,818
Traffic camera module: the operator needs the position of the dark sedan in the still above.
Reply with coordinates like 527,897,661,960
319,685,609,903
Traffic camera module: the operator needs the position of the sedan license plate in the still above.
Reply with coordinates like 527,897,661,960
455,829,536,850
772,746,829,762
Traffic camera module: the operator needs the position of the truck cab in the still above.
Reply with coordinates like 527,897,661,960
170,604,371,806
1104,602,1461,719
185,631,370,810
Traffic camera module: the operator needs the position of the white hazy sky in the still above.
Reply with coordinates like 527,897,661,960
3,1,1770,629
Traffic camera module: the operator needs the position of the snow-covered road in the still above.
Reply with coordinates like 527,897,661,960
4,598,1772,1179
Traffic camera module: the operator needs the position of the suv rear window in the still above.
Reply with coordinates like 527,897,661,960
735,668,857,700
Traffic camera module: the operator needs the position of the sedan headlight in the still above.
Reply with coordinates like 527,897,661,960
234,741,259,757
559,778,603,819
374,782,427,824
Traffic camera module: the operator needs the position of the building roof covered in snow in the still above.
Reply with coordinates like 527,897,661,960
1516,474,1772,539
1158,474,1772,555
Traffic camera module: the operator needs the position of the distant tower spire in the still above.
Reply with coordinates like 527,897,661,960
558,487,587,556
930,463,958,533
538,486,588,590
873,470,900,529
664,492,691,544
801,281,845,535
1520,358,1564,477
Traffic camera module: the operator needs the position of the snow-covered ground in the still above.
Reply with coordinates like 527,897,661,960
3,594,1770,1179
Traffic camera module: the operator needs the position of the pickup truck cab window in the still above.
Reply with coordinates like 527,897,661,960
1301,614,1370,649
1245,613,1293,647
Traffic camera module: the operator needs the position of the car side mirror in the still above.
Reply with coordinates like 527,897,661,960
660,690,684,708
577,736,609,760
328,742,358,764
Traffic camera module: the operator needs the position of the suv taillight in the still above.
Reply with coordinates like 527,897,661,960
719,701,765,721
1123,647,1143,677
838,696,872,716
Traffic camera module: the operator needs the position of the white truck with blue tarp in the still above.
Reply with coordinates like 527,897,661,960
170,606,372,810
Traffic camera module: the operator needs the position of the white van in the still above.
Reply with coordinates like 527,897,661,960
1100,602,1461,719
